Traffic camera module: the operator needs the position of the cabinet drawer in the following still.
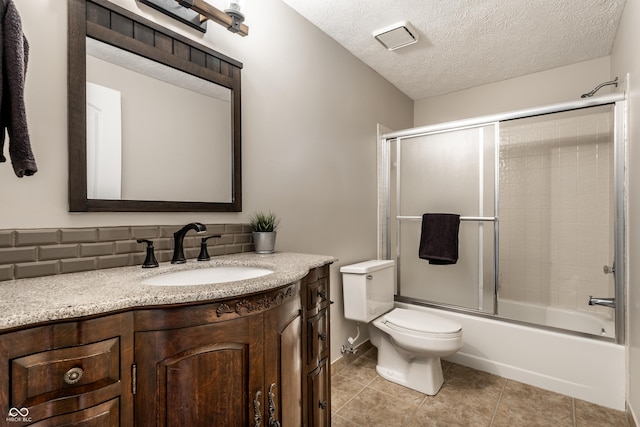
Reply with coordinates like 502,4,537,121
306,358,329,427
304,277,329,309
30,398,119,427
11,337,121,408
305,310,328,367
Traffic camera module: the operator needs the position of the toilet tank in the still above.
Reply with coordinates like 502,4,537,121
340,260,395,322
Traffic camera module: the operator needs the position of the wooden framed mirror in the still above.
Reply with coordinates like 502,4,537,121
68,0,242,212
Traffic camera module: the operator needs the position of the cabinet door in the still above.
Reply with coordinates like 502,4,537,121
264,285,302,426
134,314,264,427
306,359,330,427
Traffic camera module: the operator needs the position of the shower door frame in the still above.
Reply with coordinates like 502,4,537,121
378,93,627,344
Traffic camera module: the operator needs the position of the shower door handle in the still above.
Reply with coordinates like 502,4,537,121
603,263,615,275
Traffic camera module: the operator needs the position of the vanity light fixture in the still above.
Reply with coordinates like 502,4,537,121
138,0,249,36
373,21,418,50
224,0,245,33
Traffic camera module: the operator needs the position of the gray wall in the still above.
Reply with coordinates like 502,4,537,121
4,0,414,363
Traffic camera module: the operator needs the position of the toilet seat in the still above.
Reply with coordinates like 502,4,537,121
382,308,462,338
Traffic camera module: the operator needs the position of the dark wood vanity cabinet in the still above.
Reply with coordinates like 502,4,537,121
133,283,302,427
0,265,331,426
301,265,331,426
0,313,134,426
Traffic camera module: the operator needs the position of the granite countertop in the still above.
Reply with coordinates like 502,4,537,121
0,252,337,332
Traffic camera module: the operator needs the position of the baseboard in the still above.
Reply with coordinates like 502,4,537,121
629,404,638,427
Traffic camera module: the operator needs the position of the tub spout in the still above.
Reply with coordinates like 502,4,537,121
588,296,616,308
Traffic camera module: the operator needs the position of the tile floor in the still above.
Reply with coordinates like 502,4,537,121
331,348,631,427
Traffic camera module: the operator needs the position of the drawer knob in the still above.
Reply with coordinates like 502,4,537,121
317,289,327,299
63,367,84,385
319,400,328,410
318,332,327,341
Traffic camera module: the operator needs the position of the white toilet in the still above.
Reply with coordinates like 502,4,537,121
340,259,463,395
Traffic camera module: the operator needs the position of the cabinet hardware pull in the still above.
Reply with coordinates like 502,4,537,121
318,332,327,341
268,383,281,427
63,367,84,385
254,390,262,427
319,400,328,409
131,364,137,395
317,289,327,299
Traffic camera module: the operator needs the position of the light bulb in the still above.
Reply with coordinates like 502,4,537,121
227,1,242,14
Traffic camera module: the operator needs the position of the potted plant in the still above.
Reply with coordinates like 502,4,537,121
249,211,280,254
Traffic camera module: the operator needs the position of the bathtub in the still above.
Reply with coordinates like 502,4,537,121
395,301,626,410
497,299,616,339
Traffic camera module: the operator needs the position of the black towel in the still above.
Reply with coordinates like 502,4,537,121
0,0,37,177
418,213,461,265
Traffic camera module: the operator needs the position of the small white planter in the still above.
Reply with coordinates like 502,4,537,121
253,231,277,254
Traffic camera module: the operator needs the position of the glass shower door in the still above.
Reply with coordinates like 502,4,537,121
394,124,497,313
497,105,617,337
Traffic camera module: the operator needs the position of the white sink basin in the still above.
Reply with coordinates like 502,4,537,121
141,266,274,286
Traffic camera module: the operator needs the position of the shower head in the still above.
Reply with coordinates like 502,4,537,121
581,77,618,98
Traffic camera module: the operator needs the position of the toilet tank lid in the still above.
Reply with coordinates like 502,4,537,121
384,308,462,334
340,260,394,274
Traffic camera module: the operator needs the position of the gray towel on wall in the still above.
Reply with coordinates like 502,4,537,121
0,0,37,177
418,213,461,265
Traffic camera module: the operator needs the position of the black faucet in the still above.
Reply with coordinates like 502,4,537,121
171,222,207,264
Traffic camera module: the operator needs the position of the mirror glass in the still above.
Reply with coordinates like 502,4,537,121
68,0,242,212
86,39,232,203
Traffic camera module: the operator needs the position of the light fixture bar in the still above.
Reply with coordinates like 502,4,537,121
178,0,249,36
138,0,249,36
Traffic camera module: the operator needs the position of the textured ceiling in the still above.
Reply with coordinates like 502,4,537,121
281,0,627,100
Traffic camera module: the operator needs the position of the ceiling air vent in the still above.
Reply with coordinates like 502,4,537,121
373,21,419,51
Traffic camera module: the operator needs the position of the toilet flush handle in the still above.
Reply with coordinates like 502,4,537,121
366,274,373,280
